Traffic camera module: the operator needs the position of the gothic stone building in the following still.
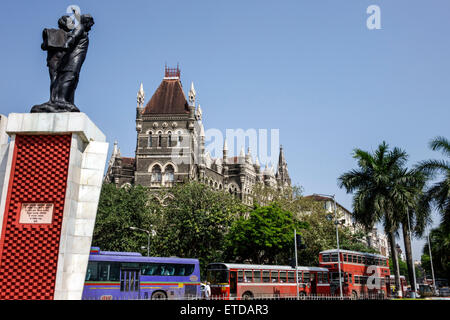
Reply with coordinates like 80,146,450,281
105,67,291,203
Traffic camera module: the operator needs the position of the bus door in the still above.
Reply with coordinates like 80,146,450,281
120,269,140,299
229,271,237,298
310,272,317,294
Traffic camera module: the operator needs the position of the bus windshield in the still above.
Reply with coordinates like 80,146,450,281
207,269,229,284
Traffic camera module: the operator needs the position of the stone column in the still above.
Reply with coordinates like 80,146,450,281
0,113,108,300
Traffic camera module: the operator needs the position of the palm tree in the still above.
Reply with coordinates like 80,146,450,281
396,168,429,295
416,136,450,231
338,142,424,297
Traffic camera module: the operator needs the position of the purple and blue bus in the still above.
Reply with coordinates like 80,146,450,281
82,247,201,300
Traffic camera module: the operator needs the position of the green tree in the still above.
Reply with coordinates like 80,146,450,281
224,203,307,265
251,184,377,266
92,183,158,254
420,224,450,282
296,208,378,267
338,141,423,296
150,181,246,277
416,136,450,231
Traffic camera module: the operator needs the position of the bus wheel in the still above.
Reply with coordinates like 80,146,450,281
299,291,307,298
151,291,168,300
242,291,253,300
351,291,358,300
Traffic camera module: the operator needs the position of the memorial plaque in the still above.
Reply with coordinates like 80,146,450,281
19,203,54,224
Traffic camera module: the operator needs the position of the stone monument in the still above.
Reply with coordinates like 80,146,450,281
0,13,108,300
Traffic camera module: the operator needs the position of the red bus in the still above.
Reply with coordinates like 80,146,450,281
206,263,330,299
319,249,390,298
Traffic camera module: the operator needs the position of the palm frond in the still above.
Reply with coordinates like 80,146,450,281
430,136,450,157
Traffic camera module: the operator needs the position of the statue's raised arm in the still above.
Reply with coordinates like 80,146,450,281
31,14,94,113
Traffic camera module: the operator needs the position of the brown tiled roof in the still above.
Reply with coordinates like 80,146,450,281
305,194,331,201
121,157,135,166
143,79,189,114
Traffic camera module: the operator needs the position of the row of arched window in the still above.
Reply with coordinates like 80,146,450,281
151,164,175,183
147,131,183,148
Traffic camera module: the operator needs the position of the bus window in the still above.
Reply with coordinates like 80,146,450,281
279,271,287,283
253,270,261,283
362,256,366,265
141,263,194,276
238,270,244,282
99,262,110,281
85,261,98,281
288,271,295,283
244,270,253,282
109,263,120,281
357,256,362,264
349,273,352,283
343,254,347,262
303,272,310,283
352,255,357,263
322,254,330,262
271,271,279,283
331,254,338,262
318,272,323,283
347,254,352,263
262,271,270,283
207,269,229,284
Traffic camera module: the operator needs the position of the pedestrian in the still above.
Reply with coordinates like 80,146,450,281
205,282,211,300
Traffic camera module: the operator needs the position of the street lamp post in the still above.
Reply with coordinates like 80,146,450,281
314,193,343,299
129,226,154,257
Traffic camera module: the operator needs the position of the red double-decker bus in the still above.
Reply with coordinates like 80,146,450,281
319,249,390,298
206,263,330,299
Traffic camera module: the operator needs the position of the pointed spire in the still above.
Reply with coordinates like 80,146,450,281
276,144,291,186
196,104,202,120
246,147,253,164
199,122,205,137
239,146,245,158
112,140,119,157
137,82,145,108
254,157,260,167
189,82,196,106
223,139,228,151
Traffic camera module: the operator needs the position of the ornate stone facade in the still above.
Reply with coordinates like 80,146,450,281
105,67,291,203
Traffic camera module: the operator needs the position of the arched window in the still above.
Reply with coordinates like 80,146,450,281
151,165,162,182
148,132,152,147
158,131,162,147
177,131,182,147
168,131,172,147
164,165,174,182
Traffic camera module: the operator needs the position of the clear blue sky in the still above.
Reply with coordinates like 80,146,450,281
1,0,449,260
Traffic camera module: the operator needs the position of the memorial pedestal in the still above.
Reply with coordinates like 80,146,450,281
0,113,108,300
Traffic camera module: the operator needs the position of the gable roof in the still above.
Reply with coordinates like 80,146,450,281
142,79,189,115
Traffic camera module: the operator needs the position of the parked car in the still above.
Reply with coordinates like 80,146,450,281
439,287,450,297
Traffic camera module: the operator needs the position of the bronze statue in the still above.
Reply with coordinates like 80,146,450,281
31,14,94,113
